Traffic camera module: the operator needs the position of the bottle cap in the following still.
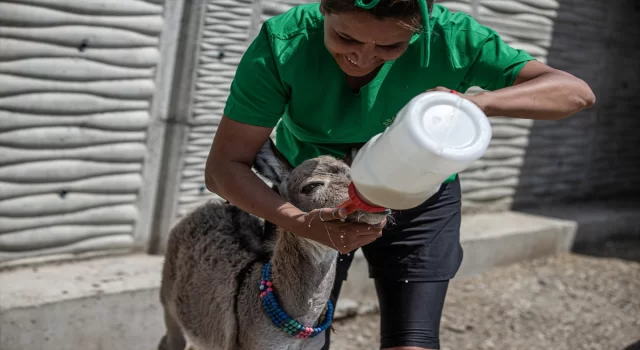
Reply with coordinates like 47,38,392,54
337,183,389,214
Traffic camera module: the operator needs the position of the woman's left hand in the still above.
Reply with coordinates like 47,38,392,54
425,86,489,114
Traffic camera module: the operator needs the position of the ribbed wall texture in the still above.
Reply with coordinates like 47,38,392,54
174,0,253,218
175,0,312,218
0,0,166,263
173,0,561,218
441,0,559,213
512,0,640,208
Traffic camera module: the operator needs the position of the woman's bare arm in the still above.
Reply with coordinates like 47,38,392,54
205,116,305,232
478,61,595,120
205,116,384,252
475,61,595,120
430,61,596,120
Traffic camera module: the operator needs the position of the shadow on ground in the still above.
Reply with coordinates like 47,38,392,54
623,340,640,350
573,237,640,264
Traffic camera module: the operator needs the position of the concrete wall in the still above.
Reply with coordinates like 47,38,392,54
0,0,184,266
2,0,637,263
172,0,314,220
513,0,640,208
151,0,315,253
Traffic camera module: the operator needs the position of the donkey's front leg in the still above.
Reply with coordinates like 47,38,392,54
157,308,187,350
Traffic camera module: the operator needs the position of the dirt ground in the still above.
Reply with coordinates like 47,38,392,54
329,240,640,350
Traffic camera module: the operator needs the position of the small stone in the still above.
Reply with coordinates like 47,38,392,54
444,324,467,333
357,301,379,315
334,299,358,320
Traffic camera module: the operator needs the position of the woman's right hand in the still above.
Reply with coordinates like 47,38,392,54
293,207,386,254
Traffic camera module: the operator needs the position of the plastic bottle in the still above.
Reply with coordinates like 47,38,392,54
339,91,492,212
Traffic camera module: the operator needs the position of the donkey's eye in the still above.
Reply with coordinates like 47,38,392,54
301,182,323,195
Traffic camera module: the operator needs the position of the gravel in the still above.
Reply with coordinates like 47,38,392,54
329,241,640,350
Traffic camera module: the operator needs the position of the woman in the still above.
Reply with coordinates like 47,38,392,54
205,0,595,348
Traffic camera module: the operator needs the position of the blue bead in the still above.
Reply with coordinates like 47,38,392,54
259,262,334,339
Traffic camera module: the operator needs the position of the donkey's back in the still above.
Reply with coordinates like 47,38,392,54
158,200,275,350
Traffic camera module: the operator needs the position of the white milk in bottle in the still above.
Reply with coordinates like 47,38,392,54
349,91,492,210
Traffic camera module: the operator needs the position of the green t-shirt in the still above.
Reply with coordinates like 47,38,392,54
223,3,535,183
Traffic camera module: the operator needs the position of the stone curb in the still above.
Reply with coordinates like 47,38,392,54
0,210,582,349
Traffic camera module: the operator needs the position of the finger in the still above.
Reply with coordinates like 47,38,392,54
335,207,348,219
343,232,380,252
375,218,387,229
338,247,353,255
357,218,387,233
339,232,373,250
426,86,449,92
355,227,383,237
329,231,355,253
318,208,341,222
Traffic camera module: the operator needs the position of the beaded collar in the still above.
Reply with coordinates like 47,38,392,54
259,262,334,338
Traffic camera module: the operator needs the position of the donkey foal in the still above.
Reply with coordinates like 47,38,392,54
157,140,388,350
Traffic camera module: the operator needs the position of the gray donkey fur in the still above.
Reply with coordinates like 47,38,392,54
157,139,388,350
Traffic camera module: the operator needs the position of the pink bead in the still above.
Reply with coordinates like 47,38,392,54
266,288,273,292
266,281,272,287
261,281,265,285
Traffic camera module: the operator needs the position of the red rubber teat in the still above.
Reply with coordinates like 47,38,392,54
337,183,388,215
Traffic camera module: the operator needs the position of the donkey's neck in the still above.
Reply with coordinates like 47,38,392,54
269,229,338,327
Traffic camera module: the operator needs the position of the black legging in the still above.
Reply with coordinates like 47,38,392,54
322,274,449,349
322,177,462,349
374,279,449,349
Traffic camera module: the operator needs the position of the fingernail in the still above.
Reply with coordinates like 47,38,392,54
338,208,347,217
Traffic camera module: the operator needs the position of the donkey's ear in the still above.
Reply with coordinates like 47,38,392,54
341,146,361,167
252,137,293,187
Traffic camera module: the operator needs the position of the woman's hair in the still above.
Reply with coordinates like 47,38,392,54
321,0,434,31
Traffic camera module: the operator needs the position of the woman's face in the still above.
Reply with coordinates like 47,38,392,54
322,8,415,77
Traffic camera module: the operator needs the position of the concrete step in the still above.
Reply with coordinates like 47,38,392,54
336,210,578,309
0,254,165,350
514,201,640,249
0,210,579,350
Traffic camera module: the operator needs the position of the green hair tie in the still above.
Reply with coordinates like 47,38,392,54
353,0,431,67
353,0,381,9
